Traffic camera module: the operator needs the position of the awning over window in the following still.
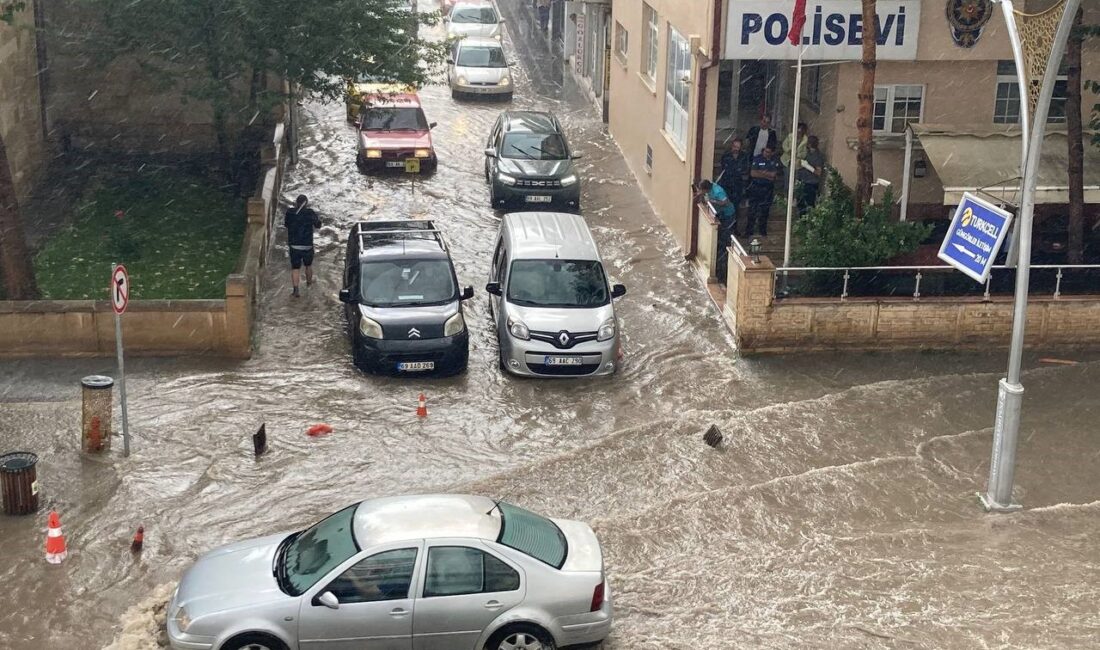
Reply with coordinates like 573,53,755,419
911,123,1100,206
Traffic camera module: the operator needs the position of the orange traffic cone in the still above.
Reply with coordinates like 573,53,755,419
416,393,428,418
131,526,144,553
306,423,333,437
45,511,67,564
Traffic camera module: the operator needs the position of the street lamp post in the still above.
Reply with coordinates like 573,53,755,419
981,0,1082,512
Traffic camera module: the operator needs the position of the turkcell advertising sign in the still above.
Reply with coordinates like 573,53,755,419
724,1,921,61
937,193,1015,284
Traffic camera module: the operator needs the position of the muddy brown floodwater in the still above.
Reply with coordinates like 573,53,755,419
2,2,1100,648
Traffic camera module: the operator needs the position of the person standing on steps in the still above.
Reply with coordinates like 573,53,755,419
284,194,322,297
745,114,778,158
694,179,736,282
719,138,750,235
798,135,826,216
745,145,780,237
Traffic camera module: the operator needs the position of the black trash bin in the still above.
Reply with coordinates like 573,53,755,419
0,452,40,515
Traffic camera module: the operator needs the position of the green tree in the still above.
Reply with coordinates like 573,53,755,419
794,169,931,268
78,0,445,170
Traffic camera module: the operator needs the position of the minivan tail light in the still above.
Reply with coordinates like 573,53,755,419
590,582,605,612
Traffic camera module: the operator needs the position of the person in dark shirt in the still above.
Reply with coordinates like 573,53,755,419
797,135,827,216
719,138,750,235
745,115,778,158
284,194,322,297
745,146,780,237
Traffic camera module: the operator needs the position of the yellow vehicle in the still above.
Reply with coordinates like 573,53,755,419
345,81,418,122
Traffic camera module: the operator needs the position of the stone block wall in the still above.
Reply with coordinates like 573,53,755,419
724,252,1100,354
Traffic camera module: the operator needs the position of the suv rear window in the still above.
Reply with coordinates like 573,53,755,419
497,502,567,569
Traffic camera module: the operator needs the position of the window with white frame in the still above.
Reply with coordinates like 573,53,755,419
663,26,691,152
642,4,658,82
873,85,924,134
994,60,1069,124
805,65,823,111
615,21,628,62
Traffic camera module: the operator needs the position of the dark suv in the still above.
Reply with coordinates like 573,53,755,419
339,221,474,376
484,111,582,211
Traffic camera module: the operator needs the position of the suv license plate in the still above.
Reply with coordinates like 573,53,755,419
397,361,435,372
385,161,405,168
544,356,582,366
525,195,552,203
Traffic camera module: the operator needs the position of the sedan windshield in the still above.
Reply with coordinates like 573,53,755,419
500,133,567,160
280,504,360,597
458,45,506,68
361,107,428,131
361,259,457,307
507,260,609,308
497,502,567,569
452,6,497,23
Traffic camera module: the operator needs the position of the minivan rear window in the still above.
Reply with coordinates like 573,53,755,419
360,260,456,307
507,260,609,308
497,502,567,569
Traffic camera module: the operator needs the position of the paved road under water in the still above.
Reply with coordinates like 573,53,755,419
2,2,1100,648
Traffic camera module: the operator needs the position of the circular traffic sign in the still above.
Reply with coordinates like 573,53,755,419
111,265,130,314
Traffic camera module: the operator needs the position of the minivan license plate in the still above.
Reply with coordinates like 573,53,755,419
397,361,435,372
525,195,552,203
545,356,582,366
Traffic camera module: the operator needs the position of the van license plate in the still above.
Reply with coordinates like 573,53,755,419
397,361,435,371
525,195,552,203
545,356,582,366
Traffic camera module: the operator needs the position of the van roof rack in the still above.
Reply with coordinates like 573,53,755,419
354,220,447,252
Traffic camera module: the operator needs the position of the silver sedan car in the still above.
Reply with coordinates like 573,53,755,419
167,494,612,650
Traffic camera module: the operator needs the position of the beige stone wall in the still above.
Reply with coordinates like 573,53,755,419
609,0,717,250
724,253,1100,354
0,0,46,201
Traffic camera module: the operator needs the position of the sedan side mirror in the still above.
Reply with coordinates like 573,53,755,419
461,286,475,300
486,282,502,296
316,591,340,610
429,122,438,130
339,289,356,304
484,147,497,158
571,152,584,160
611,284,627,299
446,58,454,65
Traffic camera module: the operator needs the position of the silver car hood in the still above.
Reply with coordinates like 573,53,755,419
507,301,614,333
455,65,508,83
448,23,500,39
176,532,291,617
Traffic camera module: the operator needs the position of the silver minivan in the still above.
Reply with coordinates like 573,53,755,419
486,212,626,377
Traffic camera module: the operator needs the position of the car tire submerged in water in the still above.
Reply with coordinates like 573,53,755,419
222,633,289,650
485,625,556,650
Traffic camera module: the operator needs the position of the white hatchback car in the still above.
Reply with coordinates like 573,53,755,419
446,0,503,41
449,37,513,100
167,494,612,650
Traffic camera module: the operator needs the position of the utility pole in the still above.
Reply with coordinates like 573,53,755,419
981,0,1082,512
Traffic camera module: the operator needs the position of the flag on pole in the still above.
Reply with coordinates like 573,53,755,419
788,0,808,45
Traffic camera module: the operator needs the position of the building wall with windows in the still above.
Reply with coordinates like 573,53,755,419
607,0,719,249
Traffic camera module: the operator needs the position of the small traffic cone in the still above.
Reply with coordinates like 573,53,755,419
45,511,67,564
131,526,144,553
416,393,428,418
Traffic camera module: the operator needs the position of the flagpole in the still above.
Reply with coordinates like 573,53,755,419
783,46,804,268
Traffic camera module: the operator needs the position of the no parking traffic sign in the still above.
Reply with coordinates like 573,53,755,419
937,193,1014,283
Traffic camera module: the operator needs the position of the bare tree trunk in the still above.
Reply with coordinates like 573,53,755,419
1067,8,1085,264
855,0,878,220
0,134,40,299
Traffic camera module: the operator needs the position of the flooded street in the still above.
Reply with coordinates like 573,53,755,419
2,1,1100,648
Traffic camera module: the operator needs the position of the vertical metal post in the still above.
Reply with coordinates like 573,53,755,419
112,263,131,457
841,270,850,300
981,0,1081,512
913,272,922,299
1000,0,1031,267
783,48,804,268
1054,267,1063,298
900,126,913,221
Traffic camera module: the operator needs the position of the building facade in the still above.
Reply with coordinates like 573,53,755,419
608,0,1100,255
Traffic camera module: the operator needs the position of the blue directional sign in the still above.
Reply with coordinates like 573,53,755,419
937,192,1014,283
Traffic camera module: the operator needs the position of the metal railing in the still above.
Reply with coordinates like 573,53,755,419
773,264,1100,301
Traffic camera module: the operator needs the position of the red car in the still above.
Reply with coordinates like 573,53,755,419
355,91,438,174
